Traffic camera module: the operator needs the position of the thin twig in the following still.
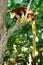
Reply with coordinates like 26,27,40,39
24,0,32,22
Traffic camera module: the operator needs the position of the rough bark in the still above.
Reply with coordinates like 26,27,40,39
0,0,8,65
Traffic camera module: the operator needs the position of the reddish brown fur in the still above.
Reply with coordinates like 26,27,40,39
10,7,34,21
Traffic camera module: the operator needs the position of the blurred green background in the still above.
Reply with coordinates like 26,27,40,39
3,0,43,65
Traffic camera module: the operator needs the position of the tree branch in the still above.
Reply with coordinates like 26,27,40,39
7,20,29,38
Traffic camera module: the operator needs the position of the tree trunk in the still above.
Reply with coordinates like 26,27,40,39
0,0,8,65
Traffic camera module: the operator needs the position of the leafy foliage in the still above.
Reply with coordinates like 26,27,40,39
3,0,43,65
